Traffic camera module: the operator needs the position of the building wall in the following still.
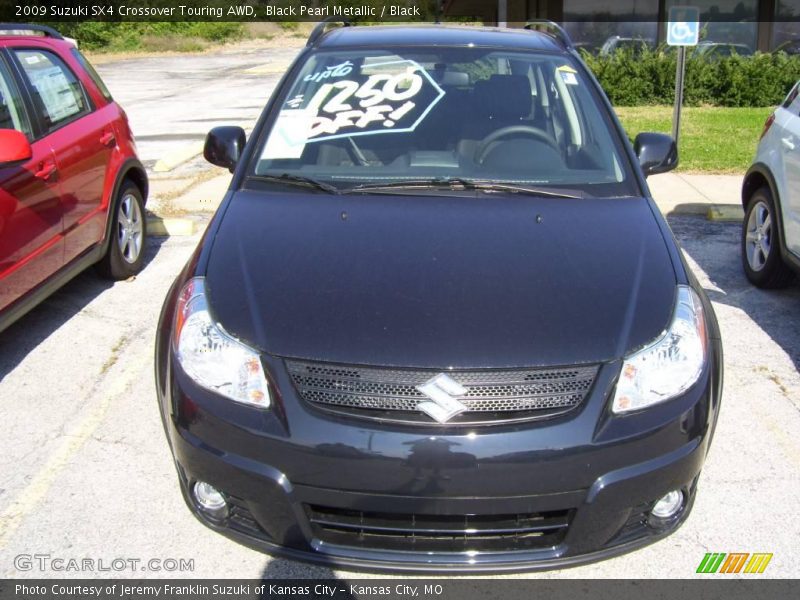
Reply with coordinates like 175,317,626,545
443,0,800,53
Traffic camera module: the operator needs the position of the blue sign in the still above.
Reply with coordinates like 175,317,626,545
667,6,700,46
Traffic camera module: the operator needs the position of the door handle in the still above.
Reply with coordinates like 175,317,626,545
781,136,795,151
100,131,116,147
34,162,57,181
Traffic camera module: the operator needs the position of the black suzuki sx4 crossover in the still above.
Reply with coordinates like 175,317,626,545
156,22,723,572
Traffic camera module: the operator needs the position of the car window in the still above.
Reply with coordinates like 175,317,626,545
783,81,800,109
253,47,635,196
71,48,113,101
14,49,89,130
0,59,31,136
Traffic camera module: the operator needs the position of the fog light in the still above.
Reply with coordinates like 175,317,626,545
193,481,226,512
651,490,684,519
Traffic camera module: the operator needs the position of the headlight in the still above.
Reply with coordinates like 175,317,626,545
172,277,271,408
612,285,707,413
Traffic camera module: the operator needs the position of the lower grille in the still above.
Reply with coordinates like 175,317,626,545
610,502,651,544
227,495,269,540
306,505,571,553
286,359,598,425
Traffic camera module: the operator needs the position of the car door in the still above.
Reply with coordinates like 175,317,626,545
0,53,64,313
774,83,800,256
12,47,112,266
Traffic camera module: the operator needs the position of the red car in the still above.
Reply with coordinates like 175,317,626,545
0,24,148,333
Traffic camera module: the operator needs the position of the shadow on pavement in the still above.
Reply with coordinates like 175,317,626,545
258,556,356,594
668,214,800,372
0,235,168,380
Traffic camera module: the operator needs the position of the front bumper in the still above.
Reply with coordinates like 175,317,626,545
155,331,722,573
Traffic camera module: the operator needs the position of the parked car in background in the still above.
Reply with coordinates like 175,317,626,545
693,42,754,60
599,35,655,56
773,39,800,55
0,24,148,333
156,21,722,572
741,80,800,288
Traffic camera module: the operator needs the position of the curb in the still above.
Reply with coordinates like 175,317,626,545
241,63,289,75
663,203,708,216
153,141,205,173
707,204,744,222
147,216,197,237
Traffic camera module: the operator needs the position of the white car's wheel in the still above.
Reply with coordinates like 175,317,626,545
741,186,793,288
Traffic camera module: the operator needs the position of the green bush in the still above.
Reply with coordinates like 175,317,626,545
583,49,800,107
53,22,244,52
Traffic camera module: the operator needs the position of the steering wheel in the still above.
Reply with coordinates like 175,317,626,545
475,125,558,164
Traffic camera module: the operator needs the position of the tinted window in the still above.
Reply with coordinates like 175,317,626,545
783,81,800,109
14,49,88,129
71,48,113,101
0,59,31,136
253,47,635,197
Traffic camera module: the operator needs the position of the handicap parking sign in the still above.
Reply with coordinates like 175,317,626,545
667,6,700,46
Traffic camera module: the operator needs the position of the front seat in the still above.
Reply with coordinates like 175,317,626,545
458,74,535,161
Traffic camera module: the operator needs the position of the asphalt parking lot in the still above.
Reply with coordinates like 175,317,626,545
1,47,799,580
94,42,302,171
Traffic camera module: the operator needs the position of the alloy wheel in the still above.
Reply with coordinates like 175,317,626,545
745,200,772,272
117,193,143,264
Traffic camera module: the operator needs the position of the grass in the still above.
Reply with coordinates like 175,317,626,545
615,106,774,173
137,35,208,53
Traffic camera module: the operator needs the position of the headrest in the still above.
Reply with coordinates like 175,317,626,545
473,75,531,119
441,70,470,86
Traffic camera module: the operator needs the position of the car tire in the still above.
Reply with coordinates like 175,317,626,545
96,180,147,280
741,186,793,288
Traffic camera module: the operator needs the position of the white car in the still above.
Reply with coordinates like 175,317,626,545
741,82,800,287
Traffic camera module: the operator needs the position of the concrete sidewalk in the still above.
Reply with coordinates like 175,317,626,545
146,170,746,231
648,172,744,221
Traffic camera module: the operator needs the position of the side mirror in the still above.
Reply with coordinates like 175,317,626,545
0,129,32,163
204,126,246,172
634,132,678,176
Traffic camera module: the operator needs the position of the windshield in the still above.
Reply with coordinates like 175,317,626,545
251,46,637,196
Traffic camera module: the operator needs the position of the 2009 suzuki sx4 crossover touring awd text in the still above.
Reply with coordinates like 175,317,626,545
155,22,723,573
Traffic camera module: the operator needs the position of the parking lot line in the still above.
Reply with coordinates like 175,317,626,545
0,344,150,549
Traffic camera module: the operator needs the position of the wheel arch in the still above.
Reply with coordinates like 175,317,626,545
101,158,148,254
742,163,786,253
119,160,149,205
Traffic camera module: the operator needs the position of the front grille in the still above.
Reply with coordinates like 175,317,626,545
306,505,571,553
286,359,598,425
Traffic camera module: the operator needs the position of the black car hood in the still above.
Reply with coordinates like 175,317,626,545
205,190,676,369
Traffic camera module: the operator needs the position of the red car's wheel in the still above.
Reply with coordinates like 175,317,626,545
96,180,147,280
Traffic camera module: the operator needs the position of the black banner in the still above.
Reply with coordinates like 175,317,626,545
0,580,797,600
2,0,800,23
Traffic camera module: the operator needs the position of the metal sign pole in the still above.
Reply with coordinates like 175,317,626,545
672,46,687,145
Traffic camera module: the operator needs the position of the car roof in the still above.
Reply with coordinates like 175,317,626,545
315,25,565,53
0,36,63,49
0,32,74,49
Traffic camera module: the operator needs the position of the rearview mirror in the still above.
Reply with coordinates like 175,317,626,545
204,126,246,173
634,132,678,176
0,129,32,164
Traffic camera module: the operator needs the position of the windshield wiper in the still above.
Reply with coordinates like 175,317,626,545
346,177,474,193
255,173,340,194
345,178,584,199
469,181,585,199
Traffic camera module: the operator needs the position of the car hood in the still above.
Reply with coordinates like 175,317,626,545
205,190,677,369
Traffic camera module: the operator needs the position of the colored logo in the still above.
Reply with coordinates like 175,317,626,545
696,552,773,574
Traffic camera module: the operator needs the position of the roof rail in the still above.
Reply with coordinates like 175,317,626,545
0,23,64,40
307,17,351,47
523,20,573,50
